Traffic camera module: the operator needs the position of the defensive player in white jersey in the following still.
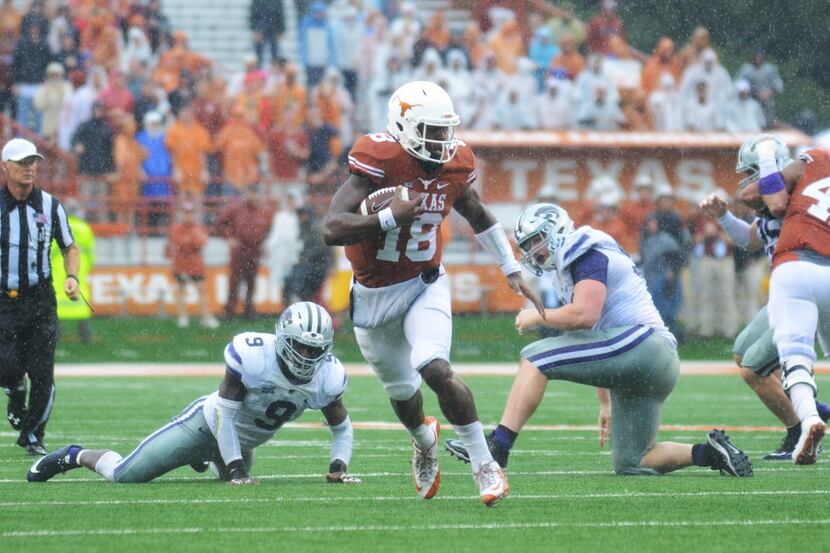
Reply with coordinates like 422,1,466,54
28,302,358,485
324,81,542,505
447,204,753,477
701,134,830,460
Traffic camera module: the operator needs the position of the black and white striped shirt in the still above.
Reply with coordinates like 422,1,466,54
0,187,74,290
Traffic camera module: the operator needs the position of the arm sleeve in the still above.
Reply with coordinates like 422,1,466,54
569,249,609,285
474,223,522,277
329,415,353,466
208,396,243,466
718,211,752,248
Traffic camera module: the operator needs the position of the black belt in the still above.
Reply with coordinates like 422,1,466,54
0,279,53,300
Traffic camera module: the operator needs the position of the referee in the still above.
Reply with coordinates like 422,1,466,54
0,138,79,456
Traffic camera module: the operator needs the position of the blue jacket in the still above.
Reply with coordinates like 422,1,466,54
136,131,173,197
298,4,337,68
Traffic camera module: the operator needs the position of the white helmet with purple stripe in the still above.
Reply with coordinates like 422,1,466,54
514,203,574,276
276,302,334,383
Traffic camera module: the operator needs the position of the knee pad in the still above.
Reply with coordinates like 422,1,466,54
782,364,817,396
410,342,449,372
383,374,421,402
96,451,124,482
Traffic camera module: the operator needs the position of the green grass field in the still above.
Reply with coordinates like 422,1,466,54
2,371,828,553
54,315,736,363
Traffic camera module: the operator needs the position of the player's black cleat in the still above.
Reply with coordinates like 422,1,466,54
6,382,27,431
445,438,470,463
25,442,48,456
445,432,511,469
763,428,800,461
27,444,83,482
707,429,753,477
190,461,210,473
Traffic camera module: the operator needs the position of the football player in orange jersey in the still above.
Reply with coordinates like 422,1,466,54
742,133,830,464
324,81,543,506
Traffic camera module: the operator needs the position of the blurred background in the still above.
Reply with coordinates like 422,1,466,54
1,0,827,358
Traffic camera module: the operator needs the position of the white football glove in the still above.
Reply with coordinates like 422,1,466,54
755,138,778,160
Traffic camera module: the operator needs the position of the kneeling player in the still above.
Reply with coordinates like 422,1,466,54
28,302,358,485
447,204,753,477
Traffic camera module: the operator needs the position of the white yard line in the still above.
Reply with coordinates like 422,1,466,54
4,518,830,537
52,361,830,378
0,464,826,483
1,489,828,508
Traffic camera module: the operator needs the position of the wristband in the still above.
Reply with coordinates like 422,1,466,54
759,172,785,195
378,207,397,231
227,459,248,479
66,274,79,283
329,459,347,474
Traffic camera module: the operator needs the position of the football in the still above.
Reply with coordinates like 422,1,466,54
358,186,409,215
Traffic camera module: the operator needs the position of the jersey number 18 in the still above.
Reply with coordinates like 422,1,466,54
376,212,443,263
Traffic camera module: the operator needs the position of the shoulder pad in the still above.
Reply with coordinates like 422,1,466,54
348,134,403,184
318,355,348,402
557,227,617,271
225,333,276,389
798,149,827,164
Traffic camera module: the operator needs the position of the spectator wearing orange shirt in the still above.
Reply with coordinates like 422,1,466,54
165,103,212,201
0,0,22,40
488,17,524,75
462,23,488,69
589,196,627,248
213,185,274,320
641,37,681,95
423,10,452,51
267,108,309,196
214,106,265,193
268,63,307,129
113,115,146,228
549,34,584,80
234,69,268,131
156,30,210,82
82,13,121,72
166,201,219,329
620,175,656,257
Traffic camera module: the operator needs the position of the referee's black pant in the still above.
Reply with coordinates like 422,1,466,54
0,281,58,447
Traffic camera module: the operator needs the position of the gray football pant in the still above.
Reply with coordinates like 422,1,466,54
112,397,254,483
521,325,679,475
733,305,779,376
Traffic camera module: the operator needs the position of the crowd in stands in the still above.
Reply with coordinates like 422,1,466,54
0,0,788,333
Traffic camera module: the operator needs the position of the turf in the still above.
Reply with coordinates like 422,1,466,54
54,315,736,363
2,372,828,553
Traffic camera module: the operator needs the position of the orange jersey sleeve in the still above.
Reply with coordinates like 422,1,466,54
773,148,830,268
344,135,477,287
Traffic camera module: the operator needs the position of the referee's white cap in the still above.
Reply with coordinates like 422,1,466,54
2,138,45,162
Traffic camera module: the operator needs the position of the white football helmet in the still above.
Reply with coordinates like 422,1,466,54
736,133,791,189
514,203,574,276
386,80,460,164
275,302,334,383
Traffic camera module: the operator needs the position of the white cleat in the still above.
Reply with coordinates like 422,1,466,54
475,460,509,507
412,416,441,499
793,416,826,465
